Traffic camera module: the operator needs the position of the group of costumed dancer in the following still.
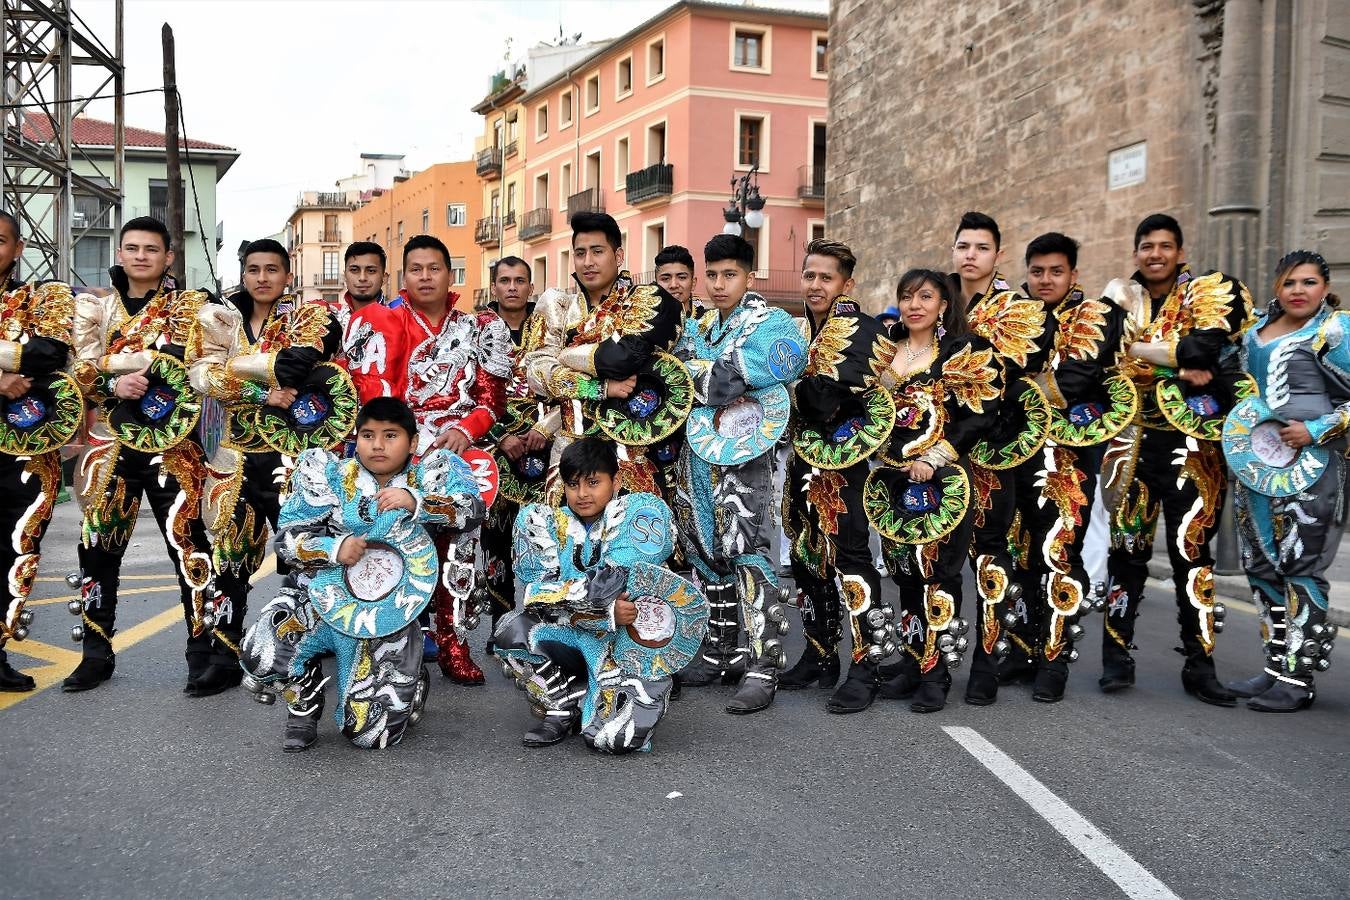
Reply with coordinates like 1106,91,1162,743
0,203,1340,758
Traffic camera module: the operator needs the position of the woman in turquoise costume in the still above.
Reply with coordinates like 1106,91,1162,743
1224,250,1345,712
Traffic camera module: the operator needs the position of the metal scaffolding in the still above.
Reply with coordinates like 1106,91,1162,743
1,0,123,284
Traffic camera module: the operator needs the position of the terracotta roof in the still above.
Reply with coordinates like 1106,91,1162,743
20,114,237,153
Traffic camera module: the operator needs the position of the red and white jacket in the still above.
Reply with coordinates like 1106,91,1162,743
319,292,409,404
395,291,513,449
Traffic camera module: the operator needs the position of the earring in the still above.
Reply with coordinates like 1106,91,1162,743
937,307,947,340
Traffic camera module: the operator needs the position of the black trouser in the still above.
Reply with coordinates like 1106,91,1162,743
967,465,1020,679
78,441,218,667
1007,445,1098,667
0,451,61,669
785,456,881,660
885,463,977,681
481,497,519,628
211,450,289,664
1104,428,1226,665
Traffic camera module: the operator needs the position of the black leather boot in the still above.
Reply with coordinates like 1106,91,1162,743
1180,651,1237,707
284,703,323,753
0,653,35,692
825,661,880,714
523,709,579,747
779,644,840,691
184,651,212,694
1032,659,1070,703
964,670,999,706
190,662,243,698
1247,677,1315,712
1099,639,1135,693
877,655,920,699
1226,669,1278,699
910,663,951,714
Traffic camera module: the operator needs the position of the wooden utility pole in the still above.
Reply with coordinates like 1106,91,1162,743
162,23,185,285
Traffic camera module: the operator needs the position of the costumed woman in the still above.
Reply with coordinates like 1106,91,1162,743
865,269,1003,713
1223,250,1346,712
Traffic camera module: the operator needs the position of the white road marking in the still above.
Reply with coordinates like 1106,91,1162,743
943,726,1181,900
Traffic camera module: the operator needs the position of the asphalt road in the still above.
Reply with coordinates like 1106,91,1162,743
3,502,1349,900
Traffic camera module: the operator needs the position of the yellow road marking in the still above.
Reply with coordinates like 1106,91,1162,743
2,554,277,711
27,584,181,606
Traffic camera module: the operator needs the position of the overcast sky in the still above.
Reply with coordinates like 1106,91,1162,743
73,0,718,279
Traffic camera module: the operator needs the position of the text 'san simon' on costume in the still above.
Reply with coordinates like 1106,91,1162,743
956,274,1053,702
70,267,222,688
521,271,683,497
781,297,898,701
1227,301,1349,706
671,292,806,713
190,291,342,672
395,296,511,683
868,329,1004,708
493,492,707,754
0,277,75,685
240,447,484,748
1000,285,1131,699
1099,268,1254,694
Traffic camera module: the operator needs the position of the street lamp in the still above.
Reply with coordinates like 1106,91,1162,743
722,164,766,237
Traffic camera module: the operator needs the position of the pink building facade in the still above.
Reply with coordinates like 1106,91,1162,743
511,1,829,302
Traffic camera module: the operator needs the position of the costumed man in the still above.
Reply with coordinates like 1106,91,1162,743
670,235,806,714
649,244,703,529
998,233,1131,703
324,241,408,407
493,435,707,753
947,211,1050,705
483,256,555,643
64,216,223,694
0,210,76,692
191,238,345,696
521,212,683,498
394,234,511,685
240,397,485,750
775,240,896,707
1100,213,1255,704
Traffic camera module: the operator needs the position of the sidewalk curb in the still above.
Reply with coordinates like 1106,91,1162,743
1147,560,1350,627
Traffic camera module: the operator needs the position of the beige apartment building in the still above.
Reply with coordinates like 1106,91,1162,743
284,190,362,304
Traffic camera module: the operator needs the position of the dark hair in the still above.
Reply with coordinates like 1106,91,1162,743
403,234,452,268
120,215,172,251
492,255,532,282
355,396,417,439
654,245,695,270
703,234,755,271
344,241,386,267
954,211,1001,249
559,435,620,482
242,238,289,272
0,209,19,241
1134,213,1183,249
896,267,966,339
1273,249,1339,309
570,211,622,250
1025,232,1080,269
802,238,857,279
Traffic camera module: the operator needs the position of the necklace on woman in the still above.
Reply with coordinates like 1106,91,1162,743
905,338,930,362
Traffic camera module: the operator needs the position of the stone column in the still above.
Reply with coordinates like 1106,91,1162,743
1207,0,1264,286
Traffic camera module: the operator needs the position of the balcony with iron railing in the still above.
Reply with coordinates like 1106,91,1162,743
566,187,604,220
312,273,341,287
625,163,674,206
503,211,517,229
504,140,518,158
476,147,503,179
472,287,490,308
798,164,826,202
72,196,114,230
520,207,552,241
318,230,342,243
474,216,501,247
297,192,357,209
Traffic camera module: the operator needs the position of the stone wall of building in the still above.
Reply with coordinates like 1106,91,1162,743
826,0,1217,310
